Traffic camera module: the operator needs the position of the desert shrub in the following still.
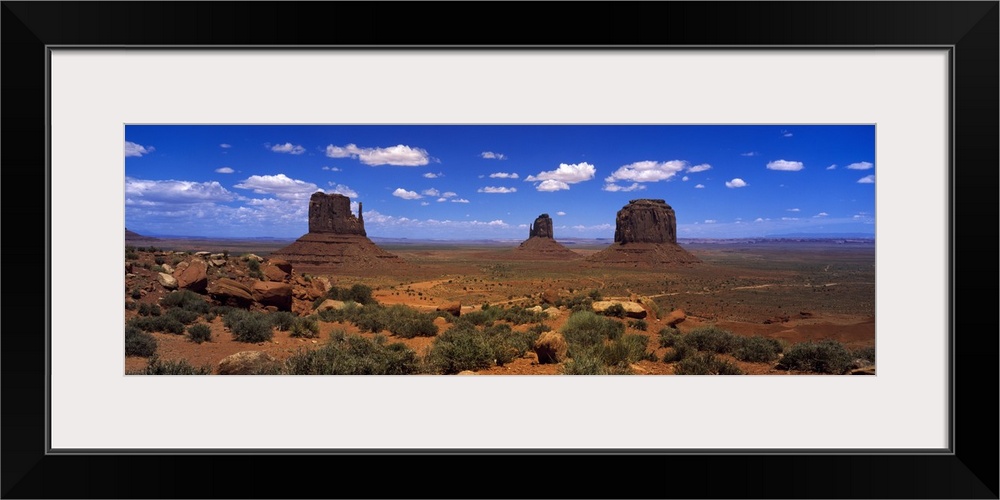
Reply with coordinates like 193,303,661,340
124,300,138,311
202,311,217,322
562,346,608,375
228,311,273,343
125,250,139,260
124,325,157,357
315,301,362,323
161,290,210,313
284,331,419,375
559,293,594,312
780,340,853,374
128,316,185,334
733,336,783,363
268,311,297,331
353,306,391,334
482,323,538,366
850,346,876,364
290,316,321,338
187,323,212,344
130,288,142,300
143,356,212,375
154,256,166,265
247,259,261,272
684,326,739,354
165,307,200,325
314,283,377,308
561,311,625,350
658,327,683,347
427,324,494,374
674,353,743,375
171,255,184,266
528,323,552,336
588,289,603,301
138,303,161,317
662,342,697,363
601,303,626,318
151,265,166,273
378,305,438,338
628,319,648,331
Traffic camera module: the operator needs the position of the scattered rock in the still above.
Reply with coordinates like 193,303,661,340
528,305,561,319
161,264,174,274
243,253,264,263
174,260,208,292
210,258,227,267
317,299,349,311
268,258,293,274
252,281,293,311
208,278,255,304
157,272,178,290
217,351,281,375
851,367,876,375
592,300,647,319
799,311,814,318
436,302,462,317
763,314,790,324
533,331,568,364
664,309,686,327
541,289,560,305
457,370,478,375
195,251,211,257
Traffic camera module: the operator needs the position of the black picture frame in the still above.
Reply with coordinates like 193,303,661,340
3,2,996,498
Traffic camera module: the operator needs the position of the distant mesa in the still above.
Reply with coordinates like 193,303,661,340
125,228,159,243
512,213,579,260
587,199,700,265
270,192,405,273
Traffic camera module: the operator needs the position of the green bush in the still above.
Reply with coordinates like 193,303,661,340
138,302,161,316
733,336,783,363
284,331,419,375
482,324,539,366
125,250,139,260
313,283,378,308
662,342,697,362
628,319,648,331
161,290,210,313
228,311,273,343
142,356,212,375
601,303,626,318
674,353,743,375
125,325,157,357
850,346,876,364
560,311,624,350
269,311,297,331
658,327,683,347
684,326,739,354
130,288,142,300
187,324,212,344
154,256,166,265
124,300,138,311
780,340,853,374
562,346,608,375
128,315,185,334
290,316,321,338
427,324,495,374
166,308,200,325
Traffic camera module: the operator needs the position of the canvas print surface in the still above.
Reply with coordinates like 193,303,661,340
124,125,875,375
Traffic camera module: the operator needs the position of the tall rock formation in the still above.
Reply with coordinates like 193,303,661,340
270,193,404,273
587,199,699,265
513,213,579,260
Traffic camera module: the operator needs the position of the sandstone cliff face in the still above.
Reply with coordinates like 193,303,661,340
308,192,366,236
613,199,677,244
528,214,554,239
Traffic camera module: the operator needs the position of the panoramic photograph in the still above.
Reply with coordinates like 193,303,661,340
124,124,876,375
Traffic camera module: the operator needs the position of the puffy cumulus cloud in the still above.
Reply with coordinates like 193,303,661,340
686,163,712,173
754,218,765,222
740,151,759,157
234,174,320,200
441,191,457,198
602,183,645,192
420,202,430,206
125,177,236,204
327,183,358,198
478,186,517,194
556,211,566,216
787,208,800,212
321,166,342,171
422,188,440,197
392,188,422,200
725,178,748,188
826,164,837,170
451,198,470,203
481,151,507,160
270,142,306,155
436,198,447,203
325,143,429,166
215,167,235,174
569,223,613,232
766,160,804,171
220,143,232,149
857,175,875,184
423,172,443,178
536,179,570,192
704,220,717,224
695,184,705,189
526,162,596,190
814,212,829,218
603,160,685,183
489,172,519,179
125,141,154,157
846,161,874,170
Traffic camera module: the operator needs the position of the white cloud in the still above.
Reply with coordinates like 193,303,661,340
526,162,596,189
436,198,447,203
766,160,804,171
322,166,342,172
220,143,232,149
602,183,646,192
686,163,712,173
392,188,422,200
489,172,519,179
556,211,566,216
423,172,443,178
846,161,874,170
682,176,690,182
536,179,570,192
214,167,235,174
125,177,235,204
478,186,517,194
826,164,837,170
814,212,829,218
787,208,800,212
568,223,613,231
740,152,758,157
782,217,799,221
327,183,358,198
451,198,470,203
857,175,875,184
754,218,764,222
420,202,429,206
781,130,793,137
441,191,457,198
704,220,717,224
481,151,507,160
603,160,685,183
422,188,440,197
270,142,306,155
695,184,705,189
125,141,154,157
234,174,320,200
325,143,429,166
725,178,748,188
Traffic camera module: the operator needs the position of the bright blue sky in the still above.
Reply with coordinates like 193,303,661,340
125,125,875,239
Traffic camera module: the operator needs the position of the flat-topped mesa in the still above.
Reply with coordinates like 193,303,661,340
528,213,554,239
614,199,676,244
308,192,365,236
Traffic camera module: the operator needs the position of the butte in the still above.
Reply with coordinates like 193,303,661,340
510,213,580,260
586,199,701,265
269,192,405,274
